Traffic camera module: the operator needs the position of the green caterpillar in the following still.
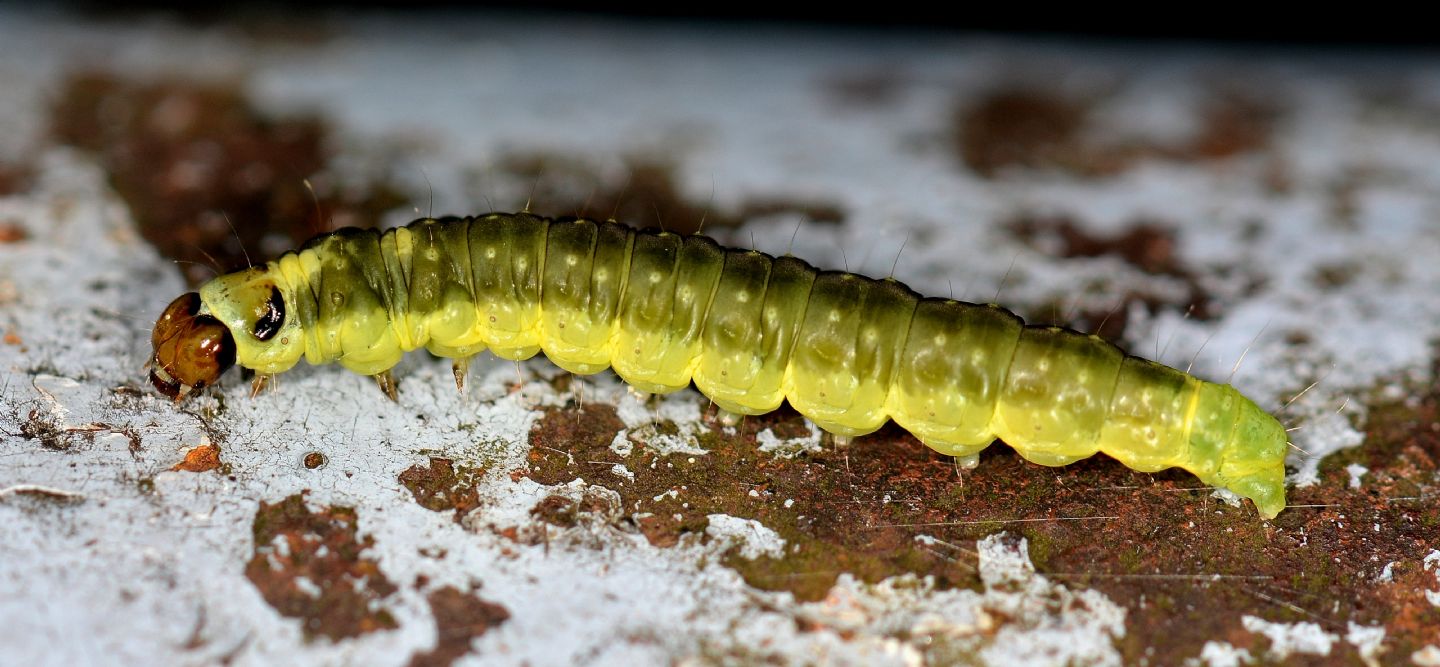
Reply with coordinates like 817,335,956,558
149,213,1289,518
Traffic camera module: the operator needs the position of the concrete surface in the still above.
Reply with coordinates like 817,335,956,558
1,9,1438,666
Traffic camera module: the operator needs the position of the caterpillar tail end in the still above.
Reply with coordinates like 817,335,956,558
1218,393,1291,520
1226,468,1287,520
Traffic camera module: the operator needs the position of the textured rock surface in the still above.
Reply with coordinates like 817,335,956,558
2,10,1438,666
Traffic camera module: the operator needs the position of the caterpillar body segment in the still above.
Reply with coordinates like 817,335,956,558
149,213,1289,518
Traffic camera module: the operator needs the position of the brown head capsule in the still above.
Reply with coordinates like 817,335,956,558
149,292,236,400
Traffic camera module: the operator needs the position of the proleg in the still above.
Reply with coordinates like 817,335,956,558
149,213,1289,518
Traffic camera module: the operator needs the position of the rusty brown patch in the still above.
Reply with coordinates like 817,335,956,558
1174,93,1279,161
956,90,1116,177
399,457,484,520
523,366,1439,665
526,403,628,471
1012,216,1179,276
1311,261,1361,290
955,88,1278,178
530,494,579,528
0,163,33,196
737,198,846,226
408,586,510,667
50,71,407,286
1007,214,1216,338
0,221,27,243
821,68,910,109
497,152,845,236
172,443,222,472
245,493,398,641
302,451,327,469
528,402,1003,598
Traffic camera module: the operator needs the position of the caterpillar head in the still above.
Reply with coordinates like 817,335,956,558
150,266,304,400
149,292,235,400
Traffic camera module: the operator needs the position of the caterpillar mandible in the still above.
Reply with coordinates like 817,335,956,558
148,213,1289,518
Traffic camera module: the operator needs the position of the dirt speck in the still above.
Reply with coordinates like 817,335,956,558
245,493,398,641
171,443,221,472
407,586,510,667
18,408,68,451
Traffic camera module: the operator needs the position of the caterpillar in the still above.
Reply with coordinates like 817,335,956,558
148,213,1289,518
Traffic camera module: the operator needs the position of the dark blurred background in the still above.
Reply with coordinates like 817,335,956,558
64,2,1440,47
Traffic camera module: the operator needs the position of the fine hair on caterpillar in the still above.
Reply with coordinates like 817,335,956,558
148,212,1290,518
